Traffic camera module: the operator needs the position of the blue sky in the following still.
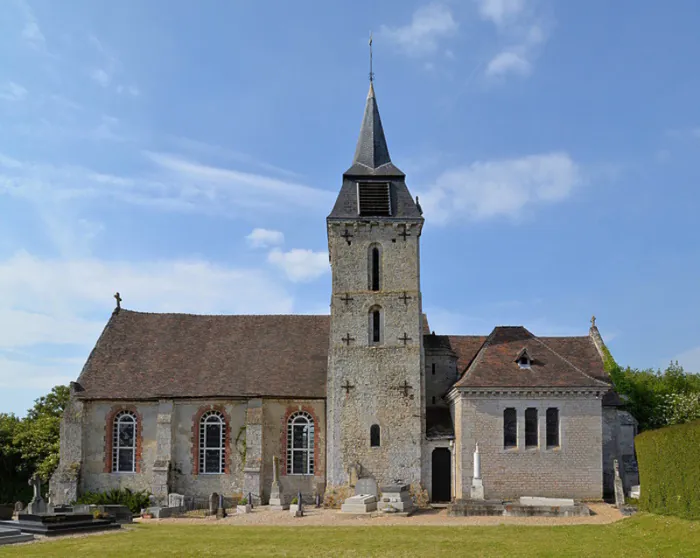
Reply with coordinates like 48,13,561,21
1,0,699,416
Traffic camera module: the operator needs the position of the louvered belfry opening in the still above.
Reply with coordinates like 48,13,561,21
358,182,391,216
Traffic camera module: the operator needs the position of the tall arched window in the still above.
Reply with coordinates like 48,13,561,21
370,424,380,447
112,410,137,472
199,411,226,474
369,245,381,291
287,411,315,475
369,306,382,345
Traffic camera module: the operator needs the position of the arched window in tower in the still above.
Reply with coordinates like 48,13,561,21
369,245,381,291
112,410,137,472
199,410,226,474
370,424,381,447
369,306,382,344
287,411,315,475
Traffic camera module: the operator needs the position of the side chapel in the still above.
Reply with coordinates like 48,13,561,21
51,80,638,506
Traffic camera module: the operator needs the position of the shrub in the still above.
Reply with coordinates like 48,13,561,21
291,497,298,505
75,488,150,514
635,419,700,519
239,497,247,505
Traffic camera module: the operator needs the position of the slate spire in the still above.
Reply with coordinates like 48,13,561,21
345,82,404,177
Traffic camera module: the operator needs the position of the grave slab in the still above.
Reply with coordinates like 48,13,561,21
0,513,120,536
378,485,415,514
519,497,575,507
0,526,34,546
341,494,377,514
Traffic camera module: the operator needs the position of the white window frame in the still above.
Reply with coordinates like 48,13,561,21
199,410,226,474
287,411,315,475
112,410,137,473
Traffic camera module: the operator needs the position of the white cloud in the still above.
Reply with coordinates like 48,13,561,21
0,250,296,390
0,81,28,101
246,228,285,249
379,3,458,57
674,346,700,374
117,85,140,96
476,0,549,79
0,151,334,228
90,68,111,87
486,51,531,76
267,248,329,282
418,152,580,224
475,0,525,27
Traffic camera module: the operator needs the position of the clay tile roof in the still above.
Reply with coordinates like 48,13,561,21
453,326,611,389
75,310,330,400
447,335,488,373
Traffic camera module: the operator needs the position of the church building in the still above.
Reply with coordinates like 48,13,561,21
51,81,638,507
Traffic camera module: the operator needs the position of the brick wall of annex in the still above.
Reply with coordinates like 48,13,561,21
454,394,603,500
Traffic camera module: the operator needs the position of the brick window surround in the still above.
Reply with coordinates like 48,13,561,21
280,405,322,477
192,405,232,475
104,405,143,473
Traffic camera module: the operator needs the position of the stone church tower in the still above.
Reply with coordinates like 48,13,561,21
326,82,425,489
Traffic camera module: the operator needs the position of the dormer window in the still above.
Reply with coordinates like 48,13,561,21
515,348,532,369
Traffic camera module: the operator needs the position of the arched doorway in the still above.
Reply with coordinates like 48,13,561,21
431,447,451,502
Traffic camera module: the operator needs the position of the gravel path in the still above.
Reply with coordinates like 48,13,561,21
142,502,624,527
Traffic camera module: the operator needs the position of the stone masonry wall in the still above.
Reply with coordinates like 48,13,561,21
261,399,326,504
454,393,603,500
326,219,424,489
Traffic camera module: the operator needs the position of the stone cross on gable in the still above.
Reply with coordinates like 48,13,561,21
114,292,122,311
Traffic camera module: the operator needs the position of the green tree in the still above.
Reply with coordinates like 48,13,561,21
0,413,31,502
13,385,70,481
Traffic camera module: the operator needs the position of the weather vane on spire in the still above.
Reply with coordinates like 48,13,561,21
369,31,374,82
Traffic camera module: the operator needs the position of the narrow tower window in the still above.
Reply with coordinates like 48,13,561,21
370,424,380,447
369,306,382,345
371,246,380,291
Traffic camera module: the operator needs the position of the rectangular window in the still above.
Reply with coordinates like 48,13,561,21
546,408,560,448
358,182,391,216
503,408,517,448
432,363,436,375
525,408,538,448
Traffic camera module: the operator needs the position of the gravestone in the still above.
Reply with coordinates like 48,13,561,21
341,494,377,514
27,475,46,515
13,502,23,514
355,478,378,497
377,485,415,514
208,493,219,516
630,485,640,499
613,459,625,508
168,493,185,510
269,456,288,510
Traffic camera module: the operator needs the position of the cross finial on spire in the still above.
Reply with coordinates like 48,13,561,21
114,292,122,311
368,31,374,83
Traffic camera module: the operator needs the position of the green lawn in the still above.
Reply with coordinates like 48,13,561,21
1,514,698,557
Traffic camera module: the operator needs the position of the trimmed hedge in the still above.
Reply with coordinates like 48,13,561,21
635,419,700,519
75,488,151,514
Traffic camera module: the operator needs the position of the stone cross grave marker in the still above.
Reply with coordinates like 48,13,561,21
27,475,47,514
